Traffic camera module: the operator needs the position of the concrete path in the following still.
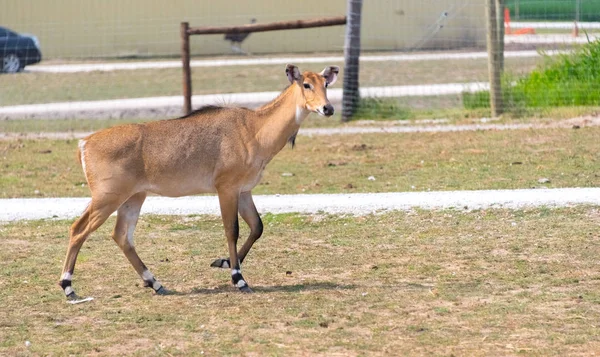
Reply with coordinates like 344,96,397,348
511,21,600,29
506,33,598,44
0,82,489,119
2,188,599,221
27,50,557,74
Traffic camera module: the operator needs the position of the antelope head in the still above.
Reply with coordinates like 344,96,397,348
286,64,339,117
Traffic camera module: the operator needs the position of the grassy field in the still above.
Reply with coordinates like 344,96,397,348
1,127,599,198
0,57,541,106
1,207,600,355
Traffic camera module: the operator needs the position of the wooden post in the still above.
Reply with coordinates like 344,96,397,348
486,0,503,116
496,0,505,74
342,0,363,122
181,22,192,116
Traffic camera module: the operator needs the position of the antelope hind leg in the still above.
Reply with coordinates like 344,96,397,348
59,198,120,300
210,257,232,269
112,192,169,296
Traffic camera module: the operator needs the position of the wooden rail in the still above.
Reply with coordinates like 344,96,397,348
188,16,347,35
180,16,347,115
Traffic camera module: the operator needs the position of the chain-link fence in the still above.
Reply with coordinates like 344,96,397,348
0,1,487,124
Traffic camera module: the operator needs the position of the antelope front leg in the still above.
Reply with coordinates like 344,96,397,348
217,190,252,293
211,191,263,269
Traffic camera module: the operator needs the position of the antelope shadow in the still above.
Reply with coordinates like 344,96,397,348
162,281,357,296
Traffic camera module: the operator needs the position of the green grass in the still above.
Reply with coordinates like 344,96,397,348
465,40,600,111
1,208,600,355
2,127,600,198
506,0,600,21
353,98,413,120
513,41,600,107
0,57,541,106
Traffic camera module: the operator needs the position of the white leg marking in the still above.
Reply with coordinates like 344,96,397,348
142,270,162,290
142,270,154,281
126,221,136,247
64,286,74,296
222,260,230,269
61,272,72,281
236,280,247,288
67,297,94,305
231,269,241,276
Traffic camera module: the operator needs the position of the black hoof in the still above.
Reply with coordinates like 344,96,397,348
155,286,169,295
210,258,231,269
239,285,254,294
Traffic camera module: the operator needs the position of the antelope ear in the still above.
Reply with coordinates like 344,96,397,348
285,64,301,83
320,66,339,86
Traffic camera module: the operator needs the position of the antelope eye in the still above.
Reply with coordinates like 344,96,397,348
303,83,312,89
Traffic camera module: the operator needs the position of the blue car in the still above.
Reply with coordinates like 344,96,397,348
0,26,42,73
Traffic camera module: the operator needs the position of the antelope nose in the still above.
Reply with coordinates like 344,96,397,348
323,104,334,116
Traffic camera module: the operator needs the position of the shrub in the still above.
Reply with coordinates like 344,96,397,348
464,39,600,110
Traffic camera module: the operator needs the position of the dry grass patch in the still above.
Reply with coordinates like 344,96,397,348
2,127,599,198
1,106,598,134
1,207,600,355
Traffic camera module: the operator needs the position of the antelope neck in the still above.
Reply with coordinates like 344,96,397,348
254,84,309,153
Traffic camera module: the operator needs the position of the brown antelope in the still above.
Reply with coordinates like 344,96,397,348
59,64,339,299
